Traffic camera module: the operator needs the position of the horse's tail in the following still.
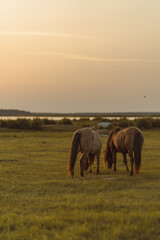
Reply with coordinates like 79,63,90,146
134,132,143,174
104,131,113,167
68,131,81,176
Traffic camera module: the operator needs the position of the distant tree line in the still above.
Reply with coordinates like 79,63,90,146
0,118,73,130
110,117,160,129
1,109,160,117
0,117,160,130
0,109,31,116
0,118,43,130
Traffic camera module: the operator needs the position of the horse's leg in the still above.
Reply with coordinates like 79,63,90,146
96,153,100,174
80,154,85,176
80,154,88,177
89,157,92,173
89,154,96,173
129,152,134,176
88,154,92,173
90,164,92,173
113,152,117,171
123,153,129,173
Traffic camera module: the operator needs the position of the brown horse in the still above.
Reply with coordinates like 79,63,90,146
104,127,144,176
68,127,102,177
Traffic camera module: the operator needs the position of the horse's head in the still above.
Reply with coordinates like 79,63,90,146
107,155,113,168
83,159,89,171
104,132,114,169
104,144,113,169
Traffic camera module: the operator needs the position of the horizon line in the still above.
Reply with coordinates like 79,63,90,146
0,109,160,114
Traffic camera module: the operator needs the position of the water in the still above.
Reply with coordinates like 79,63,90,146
0,116,148,121
0,116,82,121
0,116,67,121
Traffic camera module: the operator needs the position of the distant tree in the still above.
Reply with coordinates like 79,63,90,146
43,118,56,125
135,118,152,129
16,119,31,129
60,118,72,125
152,118,160,128
32,118,43,130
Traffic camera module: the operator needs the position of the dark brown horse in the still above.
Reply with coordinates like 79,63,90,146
104,127,144,176
68,127,102,177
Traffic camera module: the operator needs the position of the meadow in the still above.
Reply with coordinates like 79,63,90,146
0,128,160,240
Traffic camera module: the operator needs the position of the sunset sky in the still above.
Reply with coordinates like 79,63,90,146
0,0,160,113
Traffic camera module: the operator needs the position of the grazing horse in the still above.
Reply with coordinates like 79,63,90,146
104,127,144,176
68,127,102,177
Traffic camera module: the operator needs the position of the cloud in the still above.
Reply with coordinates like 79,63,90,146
0,31,96,40
27,51,160,63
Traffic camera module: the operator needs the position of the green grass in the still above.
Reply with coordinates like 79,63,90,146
0,129,160,240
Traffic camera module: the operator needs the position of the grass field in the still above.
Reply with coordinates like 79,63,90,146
0,128,160,240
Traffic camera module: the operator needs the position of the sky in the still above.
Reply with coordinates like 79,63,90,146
0,0,160,113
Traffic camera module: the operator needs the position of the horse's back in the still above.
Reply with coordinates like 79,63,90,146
78,128,94,153
124,127,143,135
124,127,143,142
77,127,102,154
90,129,102,154
124,127,144,150
113,130,128,153
113,127,144,153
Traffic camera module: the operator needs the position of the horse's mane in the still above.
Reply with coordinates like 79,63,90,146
111,127,122,135
107,127,122,145
68,131,81,176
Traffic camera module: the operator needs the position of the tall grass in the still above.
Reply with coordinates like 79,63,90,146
0,129,160,239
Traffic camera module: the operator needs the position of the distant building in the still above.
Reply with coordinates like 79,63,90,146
98,122,111,128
